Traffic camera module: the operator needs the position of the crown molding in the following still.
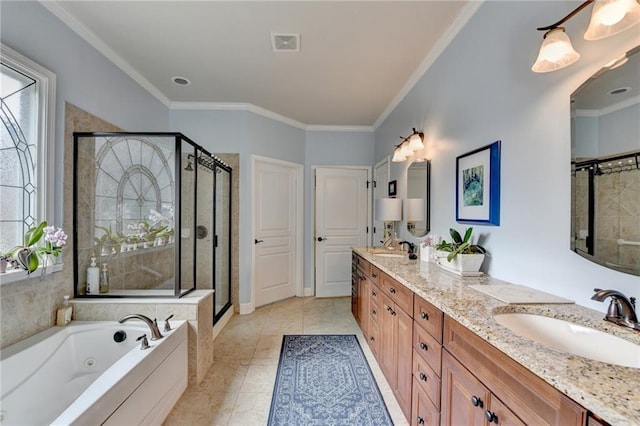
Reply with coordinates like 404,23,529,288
41,1,172,108
373,1,484,129
576,95,640,118
306,125,374,132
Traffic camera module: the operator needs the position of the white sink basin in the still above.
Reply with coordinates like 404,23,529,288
493,313,640,368
373,253,404,258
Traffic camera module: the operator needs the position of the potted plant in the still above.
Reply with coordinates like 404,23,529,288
5,221,68,273
434,227,487,273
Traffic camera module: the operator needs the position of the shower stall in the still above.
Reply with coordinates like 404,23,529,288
73,132,232,323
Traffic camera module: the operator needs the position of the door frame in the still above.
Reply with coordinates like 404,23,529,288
312,165,372,296
251,155,304,312
373,156,390,246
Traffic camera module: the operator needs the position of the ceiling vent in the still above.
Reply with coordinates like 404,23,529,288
271,33,300,52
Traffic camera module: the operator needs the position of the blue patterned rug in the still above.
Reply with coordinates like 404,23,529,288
267,334,393,426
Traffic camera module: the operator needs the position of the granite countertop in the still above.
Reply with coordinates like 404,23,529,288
353,247,640,426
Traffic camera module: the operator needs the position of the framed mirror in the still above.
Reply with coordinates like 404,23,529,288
571,45,639,276
406,159,430,237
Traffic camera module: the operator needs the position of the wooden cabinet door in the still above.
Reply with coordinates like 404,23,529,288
358,277,370,340
442,351,488,426
379,293,397,387
396,306,413,420
368,315,381,358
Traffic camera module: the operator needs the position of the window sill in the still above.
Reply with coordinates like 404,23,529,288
0,263,63,286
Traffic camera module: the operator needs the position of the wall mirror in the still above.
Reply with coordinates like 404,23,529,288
406,159,430,237
571,45,639,276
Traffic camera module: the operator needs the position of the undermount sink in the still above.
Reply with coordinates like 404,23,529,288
373,253,405,258
493,313,640,368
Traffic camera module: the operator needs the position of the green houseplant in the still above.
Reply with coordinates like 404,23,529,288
6,221,68,273
434,227,487,273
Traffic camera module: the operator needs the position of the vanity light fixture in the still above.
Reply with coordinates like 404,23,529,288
532,0,640,73
391,128,425,162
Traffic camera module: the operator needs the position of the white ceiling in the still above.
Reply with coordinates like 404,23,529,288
46,1,473,128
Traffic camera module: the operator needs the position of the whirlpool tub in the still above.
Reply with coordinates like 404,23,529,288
0,320,187,425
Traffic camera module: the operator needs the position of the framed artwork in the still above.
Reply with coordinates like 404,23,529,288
456,140,501,226
388,180,397,197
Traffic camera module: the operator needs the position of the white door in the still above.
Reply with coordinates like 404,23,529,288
315,167,370,297
253,157,302,308
373,157,390,246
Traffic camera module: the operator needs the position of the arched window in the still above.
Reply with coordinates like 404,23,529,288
0,45,56,256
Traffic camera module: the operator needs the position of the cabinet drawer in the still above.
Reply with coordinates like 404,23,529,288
354,255,371,277
413,322,442,375
414,295,443,343
412,378,440,426
368,318,380,358
380,273,414,316
370,283,382,307
369,265,380,284
413,349,441,410
370,298,381,326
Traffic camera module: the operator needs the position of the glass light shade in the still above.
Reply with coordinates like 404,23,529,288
532,28,580,73
392,147,407,162
374,198,402,221
405,198,425,221
584,0,640,40
399,141,413,158
407,133,424,151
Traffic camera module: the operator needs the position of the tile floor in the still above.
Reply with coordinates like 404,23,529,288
163,296,409,426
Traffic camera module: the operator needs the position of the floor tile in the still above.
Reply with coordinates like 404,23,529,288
164,296,407,426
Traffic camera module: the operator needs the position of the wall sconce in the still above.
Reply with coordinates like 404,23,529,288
532,0,640,73
392,128,425,162
375,197,402,247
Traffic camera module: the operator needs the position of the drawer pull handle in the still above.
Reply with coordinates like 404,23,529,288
372,290,376,296
390,287,397,294
419,342,428,351
419,372,427,381
372,272,377,278
471,395,483,408
417,416,425,425
370,336,375,341
371,309,377,315
420,311,429,320
485,410,498,424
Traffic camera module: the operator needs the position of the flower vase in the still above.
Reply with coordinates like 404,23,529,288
0,258,7,273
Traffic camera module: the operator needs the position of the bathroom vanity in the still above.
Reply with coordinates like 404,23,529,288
352,248,640,426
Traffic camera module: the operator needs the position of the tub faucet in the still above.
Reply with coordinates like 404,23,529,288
591,288,639,331
119,314,164,340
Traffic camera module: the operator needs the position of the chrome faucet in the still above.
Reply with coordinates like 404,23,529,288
591,288,639,331
119,314,164,340
398,241,418,260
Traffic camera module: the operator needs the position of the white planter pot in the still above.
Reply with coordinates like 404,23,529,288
450,253,485,272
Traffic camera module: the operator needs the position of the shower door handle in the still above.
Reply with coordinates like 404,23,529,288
254,239,264,244
317,237,327,242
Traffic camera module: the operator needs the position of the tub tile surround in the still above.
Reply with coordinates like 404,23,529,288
354,248,640,425
73,290,214,385
163,297,409,426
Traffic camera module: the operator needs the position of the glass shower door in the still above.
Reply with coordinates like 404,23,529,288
214,163,232,323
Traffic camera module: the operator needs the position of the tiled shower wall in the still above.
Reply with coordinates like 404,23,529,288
595,169,640,272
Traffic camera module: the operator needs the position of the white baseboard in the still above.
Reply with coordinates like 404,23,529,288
304,287,314,297
239,301,254,315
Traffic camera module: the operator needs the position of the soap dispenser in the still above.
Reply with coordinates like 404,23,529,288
86,257,99,295
99,263,110,294
56,295,73,326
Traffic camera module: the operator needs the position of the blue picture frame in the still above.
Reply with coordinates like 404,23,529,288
456,140,501,226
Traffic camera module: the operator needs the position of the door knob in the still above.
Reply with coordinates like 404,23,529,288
317,237,327,241
254,239,264,244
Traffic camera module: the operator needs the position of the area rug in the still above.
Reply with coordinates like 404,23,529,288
267,334,393,426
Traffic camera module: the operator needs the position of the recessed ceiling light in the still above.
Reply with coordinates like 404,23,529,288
171,76,191,86
608,87,631,95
